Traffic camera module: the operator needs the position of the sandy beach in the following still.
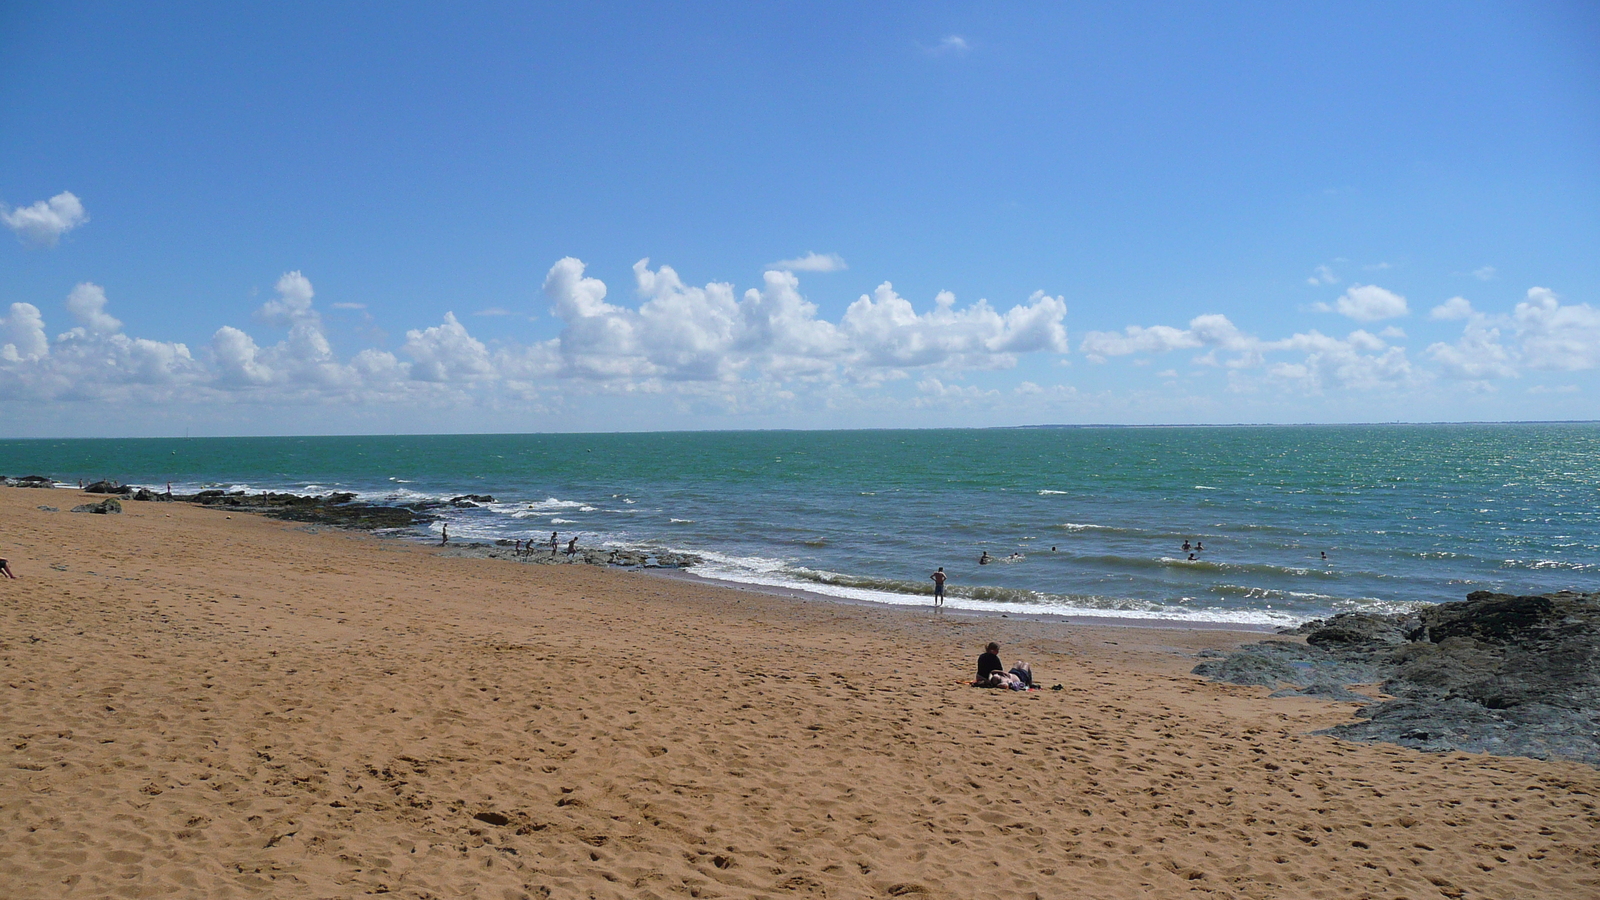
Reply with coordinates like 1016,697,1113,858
2,487,1596,899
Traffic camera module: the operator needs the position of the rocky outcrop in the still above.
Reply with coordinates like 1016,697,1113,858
1194,591,1600,766
188,490,429,530
83,480,133,495
461,543,702,569
3,475,55,488
71,498,123,514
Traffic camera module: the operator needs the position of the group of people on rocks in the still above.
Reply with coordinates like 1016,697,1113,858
507,531,578,558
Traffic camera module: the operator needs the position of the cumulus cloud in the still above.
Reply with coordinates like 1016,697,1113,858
1,303,49,363
1313,284,1408,321
1079,314,1250,363
1081,312,1418,392
32,259,1591,414
769,252,847,273
1430,296,1474,320
256,271,317,326
1307,265,1338,286
63,283,123,337
2,191,88,247
1426,317,1515,381
541,258,1066,386
1514,287,1600,371
402,313,495,382
0,286,197,399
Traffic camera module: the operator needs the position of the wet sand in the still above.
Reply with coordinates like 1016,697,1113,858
2,487,1596,898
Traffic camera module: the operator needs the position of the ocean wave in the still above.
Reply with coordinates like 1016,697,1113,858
1037,489,1069,495
683,554,1305,626
526,497,591,512
1500,558,1594,572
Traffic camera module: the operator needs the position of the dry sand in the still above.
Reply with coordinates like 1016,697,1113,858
1,486,1596,899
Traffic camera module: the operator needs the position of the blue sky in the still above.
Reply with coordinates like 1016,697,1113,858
2,1,1597,436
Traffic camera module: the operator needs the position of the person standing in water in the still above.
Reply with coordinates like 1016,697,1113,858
549,532,559,555
930,567,947,608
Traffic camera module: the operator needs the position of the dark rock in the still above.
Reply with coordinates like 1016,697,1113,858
1303,612,1411,649
450,494,495,507
8,475,55,488
132,488,157,501
1196,590,1600,767
71,498,123,514
473,811,511,827
186,489,428,530
1191,641,1309,687
36,505,59,512
84,480,132,495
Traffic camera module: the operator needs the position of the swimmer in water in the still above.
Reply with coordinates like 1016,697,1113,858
979,551,991,565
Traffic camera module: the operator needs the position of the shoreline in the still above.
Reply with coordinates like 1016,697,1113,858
4,485,1600,898
644,565,1286,632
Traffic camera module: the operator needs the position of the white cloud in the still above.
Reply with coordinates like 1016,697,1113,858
1,303,49,363
2,191,88,247
331,301,367,310
256,271,317,327
1472,266,1497,281
473,307,515,317
1079,313,1250,363
769,252,847,273
929,35,970,55
0,286,197,400
1313,284,1408,321
211,326,273,386
1430,296,1474,320
1426,317,1515,380
1513,287,1600,371
542,258,1066,386
63,283,123,336
402,312,495,382
840,282,1067,370
1306,265,1338,286
1081,312,1418,392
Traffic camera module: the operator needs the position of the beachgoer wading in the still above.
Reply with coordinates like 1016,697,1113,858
930,567,946,608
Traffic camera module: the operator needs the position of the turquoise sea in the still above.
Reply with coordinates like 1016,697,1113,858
3,424,1596,627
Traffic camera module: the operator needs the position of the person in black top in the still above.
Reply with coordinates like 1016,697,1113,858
975,642,1003,685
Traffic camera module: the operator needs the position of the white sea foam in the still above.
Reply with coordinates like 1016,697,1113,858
1038,489,1069,495
526,498,591,511
685,550,1304,627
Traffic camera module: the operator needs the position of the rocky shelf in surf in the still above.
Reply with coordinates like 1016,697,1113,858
1193,589,1600,767
439,541,702,570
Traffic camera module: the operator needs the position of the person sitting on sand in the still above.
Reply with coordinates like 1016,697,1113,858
0,557,15,579
974,642,1003,685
